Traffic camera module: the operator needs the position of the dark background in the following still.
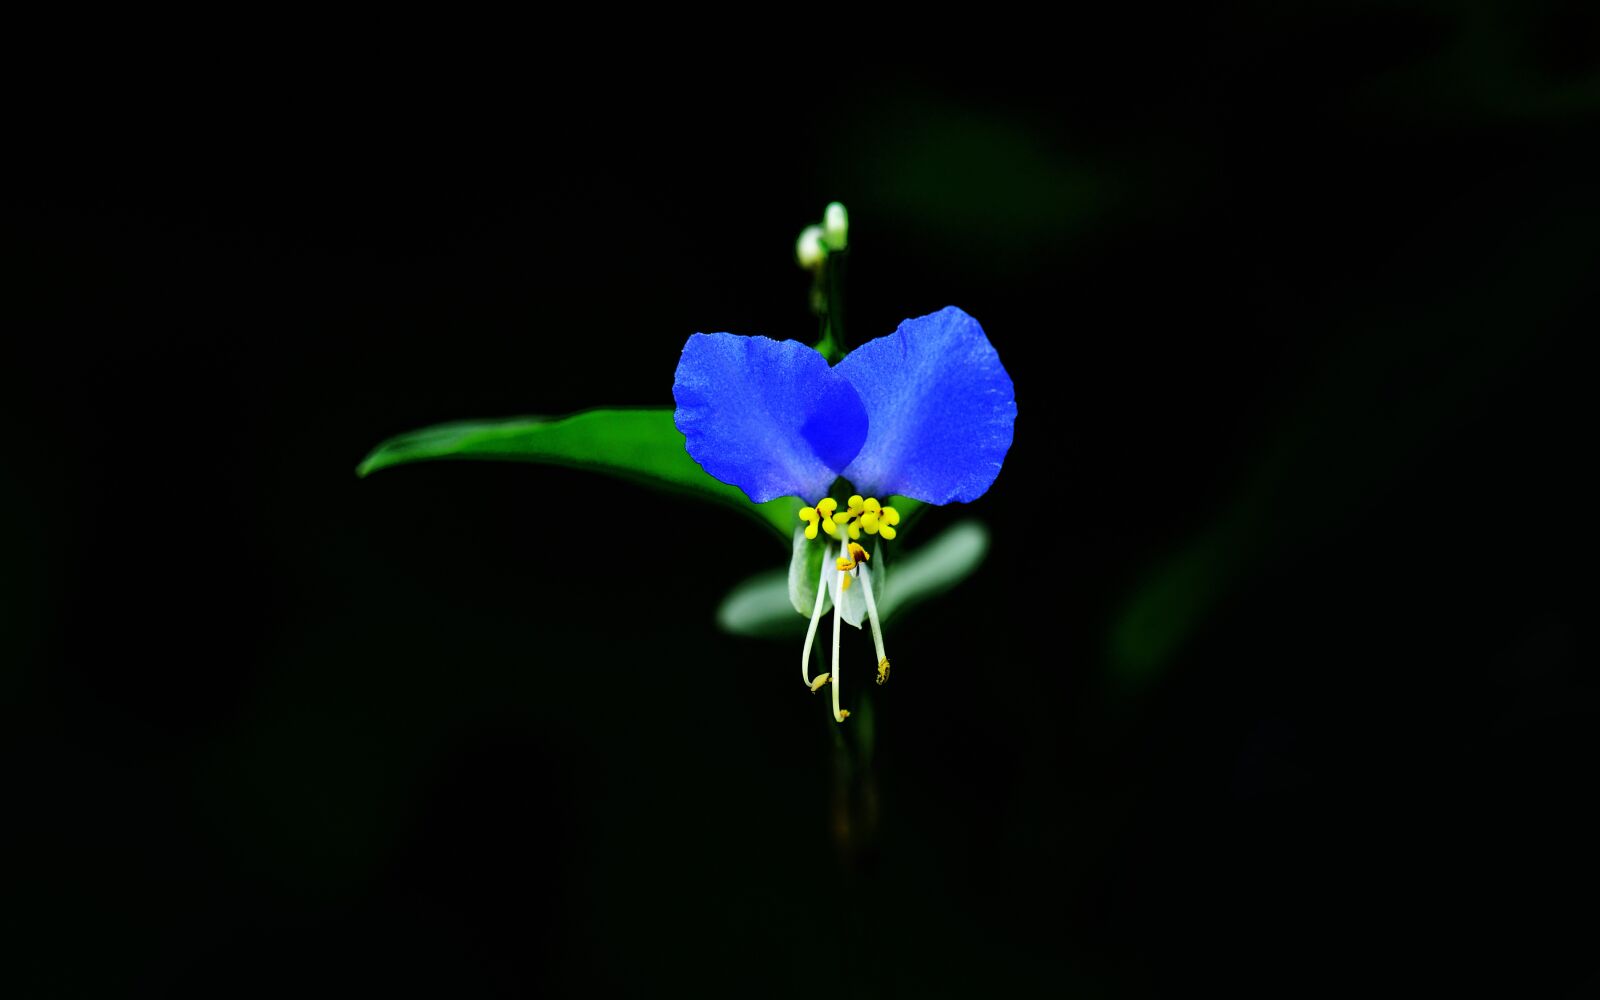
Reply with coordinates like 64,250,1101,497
5,9,1597,996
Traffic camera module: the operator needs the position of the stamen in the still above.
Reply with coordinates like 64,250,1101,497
860,497,882,533
801,497,894,712
800,537,832,689
832,495,866,535
857,557,891,689
831,533,849,723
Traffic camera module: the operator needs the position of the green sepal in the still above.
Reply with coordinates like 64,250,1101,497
357,408,799,539
787,524,834,617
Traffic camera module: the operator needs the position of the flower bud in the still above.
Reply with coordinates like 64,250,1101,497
795,224,826,270
823,201,849,251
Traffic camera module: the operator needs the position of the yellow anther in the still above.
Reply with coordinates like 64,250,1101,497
836,556,856,572
838,709,850,720
876,658,890,685
848,542,870,563
819,494,900,541
878,505,900,540
810,673,831,692
803,499,849,542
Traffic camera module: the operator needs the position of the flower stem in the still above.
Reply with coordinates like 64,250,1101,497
826,246,848,353
830,686,879,866
813,247,848,363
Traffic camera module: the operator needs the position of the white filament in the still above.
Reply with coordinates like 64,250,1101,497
800,543,831,689
857,559,888,671
832,533,849,722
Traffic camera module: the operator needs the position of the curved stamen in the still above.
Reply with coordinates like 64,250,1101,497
832,532,850,722
857,558,890,686
801,538,832,690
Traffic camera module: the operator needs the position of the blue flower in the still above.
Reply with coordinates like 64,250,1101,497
672,306,1016,722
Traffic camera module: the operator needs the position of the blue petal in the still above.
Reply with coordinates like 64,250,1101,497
673,333,868,503
835,307,1016,504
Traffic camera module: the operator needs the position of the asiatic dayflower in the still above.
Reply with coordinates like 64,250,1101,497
672,306,1016,722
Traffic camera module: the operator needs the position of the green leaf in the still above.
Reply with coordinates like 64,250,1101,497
717,520,990,638
357,408,799,538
